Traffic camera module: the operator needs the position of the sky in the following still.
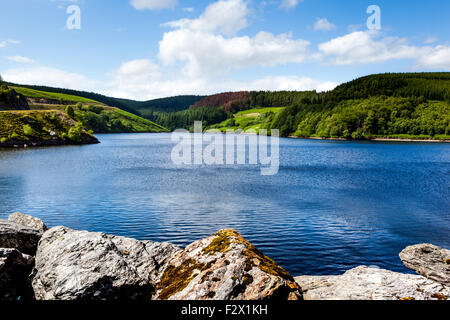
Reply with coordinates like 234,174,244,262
0,0,449,100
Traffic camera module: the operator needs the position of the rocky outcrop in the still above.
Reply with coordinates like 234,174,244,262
31,226,180,300
1,212,448,301
0,220,43,255
0,86,29,111
8,212,48,233
295,266,449,300
0,248,35,300
399,244,450,287
153,229,302,300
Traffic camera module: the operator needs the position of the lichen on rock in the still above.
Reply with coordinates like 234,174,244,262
154,229,302,300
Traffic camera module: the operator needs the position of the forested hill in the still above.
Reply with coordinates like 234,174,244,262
326,73,450,102
261,73,450,139
4,82,204,115
149,72,450,140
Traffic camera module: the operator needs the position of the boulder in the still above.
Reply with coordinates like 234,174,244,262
399,243,450,287
8,212,48,233
31,226,180,300
0,220,42,255
0,248,35,300
153,229,302,300
295,266,449,300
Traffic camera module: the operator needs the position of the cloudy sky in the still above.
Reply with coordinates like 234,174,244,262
0,0,449,100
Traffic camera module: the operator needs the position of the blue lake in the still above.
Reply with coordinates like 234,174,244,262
0,133,449,276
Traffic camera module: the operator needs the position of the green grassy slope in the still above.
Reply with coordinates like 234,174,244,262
10,86,168,133
11,86,100,104
208,107,286,132
72,105,168,133
0,110,98,147
5,82,204,114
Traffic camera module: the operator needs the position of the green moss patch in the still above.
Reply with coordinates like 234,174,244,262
156,259,215,300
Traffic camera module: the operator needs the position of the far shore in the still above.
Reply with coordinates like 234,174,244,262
288,136,450,143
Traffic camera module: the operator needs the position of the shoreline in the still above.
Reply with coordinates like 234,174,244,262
1,212,449,301
288,135,450,143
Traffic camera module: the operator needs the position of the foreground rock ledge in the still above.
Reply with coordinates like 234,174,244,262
399,243,450,287
295,266,449,300
31,226,180,300
0,248,35,300
153,229,302,300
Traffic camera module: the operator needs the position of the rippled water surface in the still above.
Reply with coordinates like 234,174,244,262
0,133,449,276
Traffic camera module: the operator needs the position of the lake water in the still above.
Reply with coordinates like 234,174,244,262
0,133,449,276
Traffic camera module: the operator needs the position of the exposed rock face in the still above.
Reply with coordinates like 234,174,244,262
295,266,449,300
0,220,42,255
0,87,29,111
8,212,48,233
0,248,35,300
399,244,450,287
31,226,180,300
153,229,302,300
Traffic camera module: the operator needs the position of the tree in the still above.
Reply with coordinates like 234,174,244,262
65,105,75,118
0,74,3,84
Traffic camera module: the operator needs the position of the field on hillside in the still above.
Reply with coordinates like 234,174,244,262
208,107,285,133
11,87,100,104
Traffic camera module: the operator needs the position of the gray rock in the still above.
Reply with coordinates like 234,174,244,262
8,212,48,233
295,266,449,300
399,243,450,287
153,229,302,300
31,226,180,300
0,248,35,300
0,220,42,255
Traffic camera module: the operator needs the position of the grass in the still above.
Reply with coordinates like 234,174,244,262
11,86,101,104
235,107,285,117
207,107,285,133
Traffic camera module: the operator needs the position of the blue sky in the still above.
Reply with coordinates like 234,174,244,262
0,0,449,100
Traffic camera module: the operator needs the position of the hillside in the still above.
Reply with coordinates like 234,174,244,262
5,82,204,115
155,73,450,141
191,92,250,112
0,84,29,110
10,86,168,134
0,110,98,147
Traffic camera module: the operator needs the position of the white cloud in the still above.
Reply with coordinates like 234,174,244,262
240,76,338,92
317,31,450,71
130,0,177,10
5,56,35,64
424,36,438,44
164,0,248,35
2,66,100,91
104,59,337,99
160,0,310,78
0,40,20,48
318,31,428,65
416,45,450,71
159,29,310,78
314,18,336,32
182,7,194,13
279,0,301,10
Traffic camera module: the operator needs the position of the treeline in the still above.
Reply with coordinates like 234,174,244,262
146,107,228,131
261,96,450,139
136,95,205,115
325,73,450,103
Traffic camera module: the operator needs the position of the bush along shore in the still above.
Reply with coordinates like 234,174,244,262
0,111,98,148
0,213,448,301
